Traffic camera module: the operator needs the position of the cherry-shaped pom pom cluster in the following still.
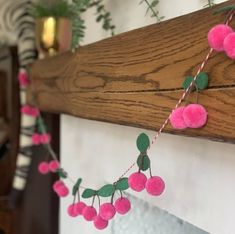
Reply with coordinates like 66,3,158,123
21,105,39,118
53,180,69,197
32,133,51,145
38,160,60,174
128,133,165,196
208,24,235,59
170,104,208,130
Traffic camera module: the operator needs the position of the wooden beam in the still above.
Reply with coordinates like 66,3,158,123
29,1,235,143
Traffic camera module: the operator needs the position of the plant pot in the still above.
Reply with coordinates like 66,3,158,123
35,17,72,58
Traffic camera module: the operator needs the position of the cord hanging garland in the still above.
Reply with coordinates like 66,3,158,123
18,9,235,231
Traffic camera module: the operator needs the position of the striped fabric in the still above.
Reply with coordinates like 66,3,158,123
0,0,37,206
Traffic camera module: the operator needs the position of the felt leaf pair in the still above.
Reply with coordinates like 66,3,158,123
136,133,151,171
182,72,209,91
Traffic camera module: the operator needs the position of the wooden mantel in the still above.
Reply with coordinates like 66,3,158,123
29,1,235,143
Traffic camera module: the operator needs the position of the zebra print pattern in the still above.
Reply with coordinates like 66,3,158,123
0,0,37,206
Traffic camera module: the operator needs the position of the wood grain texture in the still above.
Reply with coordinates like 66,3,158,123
29,1,235,143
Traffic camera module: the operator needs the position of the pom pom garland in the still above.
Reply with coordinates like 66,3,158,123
223,32,235,59
99,203,116,221
32,13,235,230
208,24,233,51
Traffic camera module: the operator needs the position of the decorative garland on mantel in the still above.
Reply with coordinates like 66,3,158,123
18,9,235,230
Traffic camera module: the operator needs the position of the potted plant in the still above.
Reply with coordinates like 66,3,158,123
31,0,115,58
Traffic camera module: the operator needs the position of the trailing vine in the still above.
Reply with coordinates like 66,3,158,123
89,0,115,36
140,0,164,22
204,0,216,8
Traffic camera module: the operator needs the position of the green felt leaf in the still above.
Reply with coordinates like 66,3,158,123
115,178,129,191
82,188,96,198
182,76,195,91
213,5,235,14
137,155,150,171
72,178,82,196
195,72,209,90
57,169,67,178
97,184,115,197
136,133,150,152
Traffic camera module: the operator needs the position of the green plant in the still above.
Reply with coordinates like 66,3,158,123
31,0,115,49
204,0,216,8
31,0,75,18
90,0,115,36
140,0,164,22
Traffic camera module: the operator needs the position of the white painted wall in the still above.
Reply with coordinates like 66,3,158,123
60,1,235,234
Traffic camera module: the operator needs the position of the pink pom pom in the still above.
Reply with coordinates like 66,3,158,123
170,106,187,129
67,204,79,217
128,172,147,192
57,185,69,197
114,197,131,215
83,206,97,221
38,162,49,174
223,32,235,59
32,133,41,145
94,215,109,230
146,176,165,196
53,180,64,192
30,108,39,117
208,24,233,51
40,133,51,144
99,203,116,221
183,104,207,128
18,71,29,86
49,160,60,172
74,201,86,215
21,105,31,115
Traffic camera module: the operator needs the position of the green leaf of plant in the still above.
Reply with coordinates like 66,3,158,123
137,155,150,171
97,184,115,197
136,133,150,152
72,178,82,196
213,5,235,14
182,76,195,91
82,188,96,198
195,72,209,90
57,169,67,178
115,178,129,191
